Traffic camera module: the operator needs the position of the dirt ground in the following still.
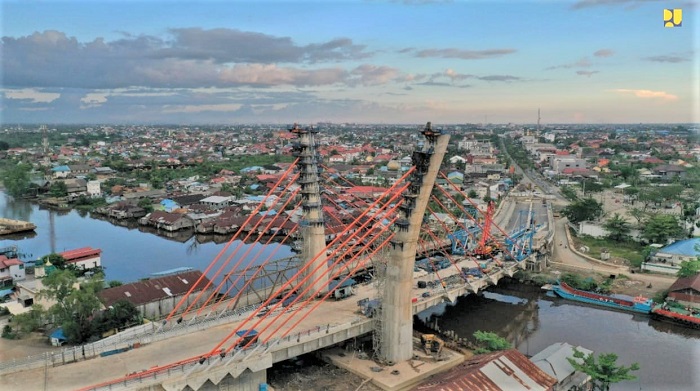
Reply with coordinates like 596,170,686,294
269,358,382,391
0,331,61,362
542,268,668,299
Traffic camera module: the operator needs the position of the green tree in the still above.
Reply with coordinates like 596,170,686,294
563,198,603,224
642,214,684,244
107,280,123,288
628,208,647,226
677,259,700,278
1,163,32,197
137,197,154,213
603,214,631,242
618,165,639,184
567,349,639,391
581,180,604,196
10,305,47,336
48,181,68,197
39,270,104,343
39,253,71,271
472,330,510,354
467,189,478,198
560,186,579,202
93,300,139,335
0,140,9,150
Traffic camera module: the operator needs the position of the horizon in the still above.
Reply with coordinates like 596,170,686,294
1,0,699,125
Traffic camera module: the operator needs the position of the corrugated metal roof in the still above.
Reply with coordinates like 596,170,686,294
530,342,592,383
659,238,700,257
669,273,700,294
98,270,211,307
415,349,556,391
60,247,101,261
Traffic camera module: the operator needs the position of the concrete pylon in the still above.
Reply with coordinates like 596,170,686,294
380,122,449,363
290,124,328,298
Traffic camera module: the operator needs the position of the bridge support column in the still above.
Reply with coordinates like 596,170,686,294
380,122,449,364
290,124,328,298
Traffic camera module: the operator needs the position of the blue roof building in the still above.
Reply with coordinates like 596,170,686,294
159,199,178,212
658,238,700,260
645,238,700,274
50,328,67,346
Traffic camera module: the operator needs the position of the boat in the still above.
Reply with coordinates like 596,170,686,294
651,303,700,329
551,281,653,314
0,218,37,235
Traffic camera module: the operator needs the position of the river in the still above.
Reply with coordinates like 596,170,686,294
418,282,700,391
3,193,699,390
0,193,294,283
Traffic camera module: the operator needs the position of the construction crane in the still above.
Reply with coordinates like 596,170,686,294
505,209,541,262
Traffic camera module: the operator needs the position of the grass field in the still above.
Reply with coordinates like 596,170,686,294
572,233,646,267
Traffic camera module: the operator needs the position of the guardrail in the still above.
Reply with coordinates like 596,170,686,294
0,303,261,375
79,322,351,391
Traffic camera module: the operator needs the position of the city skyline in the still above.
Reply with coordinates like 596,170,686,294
1,0,698,125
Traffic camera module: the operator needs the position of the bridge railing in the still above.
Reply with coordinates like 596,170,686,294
0,303,262,375
78,321,357,391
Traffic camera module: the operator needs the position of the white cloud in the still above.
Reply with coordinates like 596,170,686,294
162,103,243,113
610,89,678,100
219,64,347,86
80,92,109,108
4,88,60,103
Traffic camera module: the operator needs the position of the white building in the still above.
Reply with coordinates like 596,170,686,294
87,180,101,197
0,255,25,284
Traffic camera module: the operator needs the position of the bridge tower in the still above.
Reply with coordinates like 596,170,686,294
380,122,449,363
290,124,328,298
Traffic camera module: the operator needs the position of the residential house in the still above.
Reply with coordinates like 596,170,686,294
344,186,391,199
51,165,71,179
199,195,232,210
106,202,147,219
667,273,700,308
0,255,25,285
551,157,587,174
97,270,214,320
160,199,179,212
530,342,592,391
121,188,167,201
68,164,91,176
653,164,686,180
86,180,101,197
61,247,102,271
415,349,557,391
642,238,700,274
92,166,115,177
64,178,88,198
140,211,195,231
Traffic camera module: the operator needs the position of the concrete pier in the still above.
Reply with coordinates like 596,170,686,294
290,124,329,298
380,123,450,364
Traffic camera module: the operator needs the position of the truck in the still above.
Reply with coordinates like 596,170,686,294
235,329,259,348
357,298,381,318
329,277,356,300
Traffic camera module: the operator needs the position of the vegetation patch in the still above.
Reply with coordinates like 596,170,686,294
572,234,645,267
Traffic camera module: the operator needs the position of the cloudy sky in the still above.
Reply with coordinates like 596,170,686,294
1,0,698,125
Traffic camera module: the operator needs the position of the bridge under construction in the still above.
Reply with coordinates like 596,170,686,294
0,122,552,391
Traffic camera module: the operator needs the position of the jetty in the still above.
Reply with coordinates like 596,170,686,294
0,218,37,236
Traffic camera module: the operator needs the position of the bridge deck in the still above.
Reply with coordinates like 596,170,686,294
0,255,525,391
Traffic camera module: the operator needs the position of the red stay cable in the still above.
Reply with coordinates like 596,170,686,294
218,191,406,355
165,159,298,322
204,170,414,355
179,174,300,318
